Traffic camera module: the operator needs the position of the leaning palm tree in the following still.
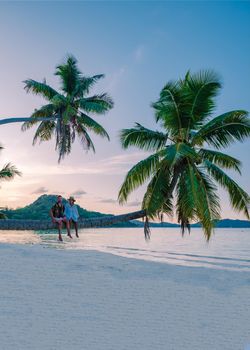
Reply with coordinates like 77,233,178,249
0,145,21,218
118,70,250,240
22,55,114,162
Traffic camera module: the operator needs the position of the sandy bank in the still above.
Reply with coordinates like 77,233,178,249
0,244,249,350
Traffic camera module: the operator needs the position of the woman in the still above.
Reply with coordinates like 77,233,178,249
64,196,79,238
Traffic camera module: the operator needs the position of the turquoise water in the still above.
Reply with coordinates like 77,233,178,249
0,228,249,271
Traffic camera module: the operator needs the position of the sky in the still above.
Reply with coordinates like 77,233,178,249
0,1,249,221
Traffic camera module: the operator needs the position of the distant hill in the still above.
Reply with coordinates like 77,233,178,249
192,219,250,228
131,219,250,228
1,195,250,228
2,195,106,220
130,220,179,228
1,194,139,227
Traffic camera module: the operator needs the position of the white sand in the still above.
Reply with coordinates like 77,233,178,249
0,243,249,350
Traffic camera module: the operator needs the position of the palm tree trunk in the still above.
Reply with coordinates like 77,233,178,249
0,117,56,125
0,209,146,230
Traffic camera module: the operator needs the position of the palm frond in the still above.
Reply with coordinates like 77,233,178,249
118,150,165,204
183,163,220,240
176,166,196,234
55,55,81,95
33,121,56,145
51,94,67,109
62,104,77,123
120,123,167,151
163,142,199,166
76,123,95,153
199,148,241,173
192,110,250,148
23,79,58,101
55,122,72,162
79,113,110,140
78,94,114,114
143,216,151,241
74,74,105,97
21,104,56,131
194,166,221,239
0,163,22,180
118,142,198,211
184,69,221,126
142,161,174,219
152,80,183,135
205,160,250,219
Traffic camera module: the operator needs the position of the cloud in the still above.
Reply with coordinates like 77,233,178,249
20,152,149,177
32,186,48,194
104,152,147,165
52,191,65,195
126,200,141,207
98,198,117,204
71,189,87,197
98,197,141,206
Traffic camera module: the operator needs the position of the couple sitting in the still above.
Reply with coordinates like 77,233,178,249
50,195,79,241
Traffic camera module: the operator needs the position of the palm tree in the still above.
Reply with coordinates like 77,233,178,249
22,55,114,162
118,70,250,240
0,145,21,218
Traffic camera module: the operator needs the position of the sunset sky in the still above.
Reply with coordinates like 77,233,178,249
0,1,249,220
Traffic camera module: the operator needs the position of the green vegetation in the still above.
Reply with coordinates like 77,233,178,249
2,194,106,220
118,70,250,239
0,145,21,219
22,55,114,162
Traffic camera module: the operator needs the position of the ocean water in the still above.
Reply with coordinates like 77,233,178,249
0,227,249,272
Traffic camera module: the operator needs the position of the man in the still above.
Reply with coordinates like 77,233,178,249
64,196,79,238
50,195,71,241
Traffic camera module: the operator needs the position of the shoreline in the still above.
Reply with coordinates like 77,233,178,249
3,227,247,272
0,243,249,350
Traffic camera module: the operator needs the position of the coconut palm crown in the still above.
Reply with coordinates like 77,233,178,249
0,145,21,218
22,55,114,162
118,70,250,240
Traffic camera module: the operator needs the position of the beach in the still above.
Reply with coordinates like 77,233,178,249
0,242,249,350
0,1,249,349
